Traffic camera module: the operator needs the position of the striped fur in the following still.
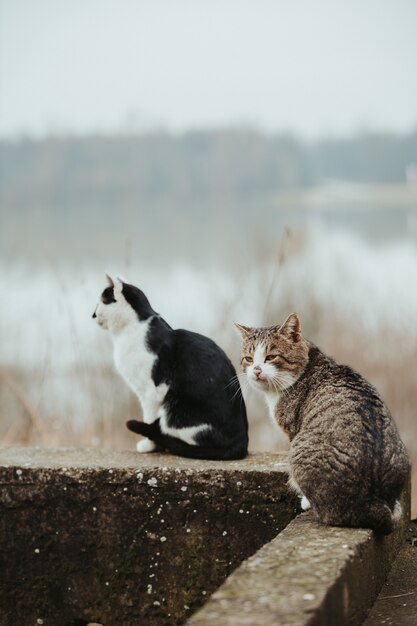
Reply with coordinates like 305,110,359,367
236,314,410,534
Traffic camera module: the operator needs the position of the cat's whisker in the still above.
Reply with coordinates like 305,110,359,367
236,376,248,395
225,372,246,387
272,375,290,398
271,377,285,398
231,385,243,403
233,374,251,403
239,379,251,408
224,375,240,390
266,375,275,392
226,374,247,405
269,377,279,394
275,379,287,394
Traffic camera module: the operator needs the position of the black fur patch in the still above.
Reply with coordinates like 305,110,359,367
101,286,116,304
121,283,155,320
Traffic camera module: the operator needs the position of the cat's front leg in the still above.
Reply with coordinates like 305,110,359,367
141,407,160,425
139,409,160,451
141,384,168,424
137,387,168,451
288,473,311,510
300,495,311,511
134,393,162,452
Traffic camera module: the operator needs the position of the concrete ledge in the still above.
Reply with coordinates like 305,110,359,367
187,482,410,626
0,447,299,626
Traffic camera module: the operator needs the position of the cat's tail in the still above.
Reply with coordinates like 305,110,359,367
126,419,247,460
150,433,247,460
127,419,155,436
355,500,397,535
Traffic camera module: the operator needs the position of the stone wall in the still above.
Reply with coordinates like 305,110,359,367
0,448,299,626
0,448,410,626
187,487,410,626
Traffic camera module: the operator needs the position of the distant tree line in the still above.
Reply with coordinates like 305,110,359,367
1,129,416,212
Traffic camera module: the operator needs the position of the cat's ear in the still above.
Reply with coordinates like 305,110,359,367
234,322,252,337
105,273,123,299
106,273,115,287
279,313,301,342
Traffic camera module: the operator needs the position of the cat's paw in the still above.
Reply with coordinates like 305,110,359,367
392,500,402,523
300,495,311,511
136,438,157,453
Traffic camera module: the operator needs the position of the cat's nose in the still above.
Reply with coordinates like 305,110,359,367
92,311,97,318
254,366,262,378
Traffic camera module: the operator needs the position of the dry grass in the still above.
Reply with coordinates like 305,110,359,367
0,365,139,450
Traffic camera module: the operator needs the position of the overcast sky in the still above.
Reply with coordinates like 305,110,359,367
1,0,417,139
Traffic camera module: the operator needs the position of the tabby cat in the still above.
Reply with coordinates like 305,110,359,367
235,313,410,534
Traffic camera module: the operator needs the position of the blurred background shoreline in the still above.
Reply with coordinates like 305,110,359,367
2,128,417,263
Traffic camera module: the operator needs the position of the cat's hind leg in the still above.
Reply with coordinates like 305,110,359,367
352,500,395,535
318,497,396,535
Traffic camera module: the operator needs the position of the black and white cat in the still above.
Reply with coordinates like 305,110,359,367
93,274,248,460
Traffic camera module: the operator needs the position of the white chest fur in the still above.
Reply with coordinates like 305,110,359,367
112,318,167,423
264,390,281,423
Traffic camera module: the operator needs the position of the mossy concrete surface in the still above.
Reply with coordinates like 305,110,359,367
0,447,299,626
187,480,410,626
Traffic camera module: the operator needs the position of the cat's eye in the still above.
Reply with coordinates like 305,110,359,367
244,355,253,363
265,354,278,362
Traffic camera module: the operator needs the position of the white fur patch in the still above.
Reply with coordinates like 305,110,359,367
392,500,402,523
136,439,157,453
247,343,267,386
264,390,280,421
301,495,311,511
112,317,168,424
159,408,211,446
